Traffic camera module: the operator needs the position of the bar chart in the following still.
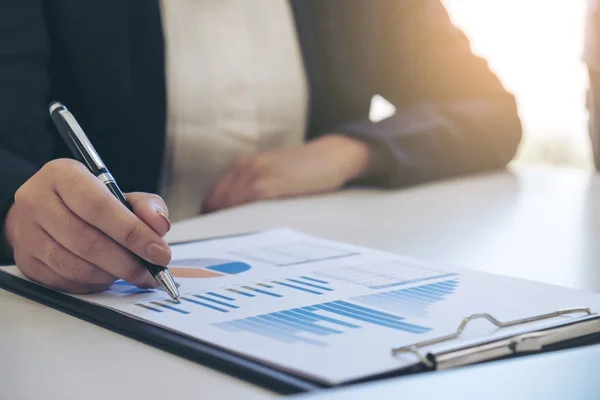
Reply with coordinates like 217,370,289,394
231,241,357,267
314,261,458,290
135,292,237,314
213,300,431,347
224,275,336,300
352,279,459,317
134,276,336,314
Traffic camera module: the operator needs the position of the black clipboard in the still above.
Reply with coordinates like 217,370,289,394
0,234,425,395
2,234,600,394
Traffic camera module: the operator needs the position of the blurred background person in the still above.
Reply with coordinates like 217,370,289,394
0,0,520,293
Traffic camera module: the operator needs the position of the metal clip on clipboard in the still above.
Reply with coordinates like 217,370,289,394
392,307,600,370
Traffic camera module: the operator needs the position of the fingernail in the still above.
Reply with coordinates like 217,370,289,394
156,208,171,233
145,243,172,266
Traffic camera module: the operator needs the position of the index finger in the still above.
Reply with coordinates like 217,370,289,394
53,164,172,266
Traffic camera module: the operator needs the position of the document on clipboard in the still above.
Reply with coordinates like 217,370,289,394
1,228,600,388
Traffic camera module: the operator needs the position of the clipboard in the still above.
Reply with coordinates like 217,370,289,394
2,235,600,394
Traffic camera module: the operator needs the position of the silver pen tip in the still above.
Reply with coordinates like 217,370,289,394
156,270,180,301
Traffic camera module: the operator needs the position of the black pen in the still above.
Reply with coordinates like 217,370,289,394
49,102,180,301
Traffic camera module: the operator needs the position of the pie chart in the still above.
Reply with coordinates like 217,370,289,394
168,258,251,279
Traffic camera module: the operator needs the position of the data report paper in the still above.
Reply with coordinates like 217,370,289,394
3,229,600,384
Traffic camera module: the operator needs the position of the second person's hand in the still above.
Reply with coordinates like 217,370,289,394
3,158,172,294
202,134,372,213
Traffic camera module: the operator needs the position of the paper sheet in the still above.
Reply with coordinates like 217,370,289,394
3,228,600,384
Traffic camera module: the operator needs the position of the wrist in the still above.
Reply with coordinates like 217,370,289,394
319,134,373,183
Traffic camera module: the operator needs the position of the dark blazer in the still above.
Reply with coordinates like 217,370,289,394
0,0,522,222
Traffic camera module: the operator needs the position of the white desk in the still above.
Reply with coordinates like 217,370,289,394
291,344,600,400
2,166,599,400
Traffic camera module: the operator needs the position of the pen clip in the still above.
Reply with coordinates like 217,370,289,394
49,102,106,173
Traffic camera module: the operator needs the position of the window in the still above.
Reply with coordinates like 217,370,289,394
443,0,592,168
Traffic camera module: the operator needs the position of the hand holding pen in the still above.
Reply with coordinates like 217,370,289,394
3,103,179,299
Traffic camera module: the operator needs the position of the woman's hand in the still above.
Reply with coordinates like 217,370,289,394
3,159,172,294
202,134,372,212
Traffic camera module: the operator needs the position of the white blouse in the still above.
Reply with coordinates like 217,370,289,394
159,0,308,221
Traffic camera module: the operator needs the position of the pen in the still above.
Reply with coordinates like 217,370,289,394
48,101,180,301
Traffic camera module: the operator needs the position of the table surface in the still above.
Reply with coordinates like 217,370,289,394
291,343,600,400
2,166,600,400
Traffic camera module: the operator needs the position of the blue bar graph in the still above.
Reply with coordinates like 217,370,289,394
352,280,459,317
368,273,459,290
300,276,329,284
192,295,239,309
214,300,430,347
150,301,190,315
273,281,324,295
227,288,255,297
136,276,335,315
135,303,163,312
242,286,283,298
207,292,236,301
287,279,333,292
220,276,336,301
182,297,229,313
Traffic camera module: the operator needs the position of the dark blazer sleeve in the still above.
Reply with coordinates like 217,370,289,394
0,0,53,261
332,0,522,187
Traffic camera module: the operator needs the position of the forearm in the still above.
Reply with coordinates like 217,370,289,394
306,134,373,184
335,95,522,187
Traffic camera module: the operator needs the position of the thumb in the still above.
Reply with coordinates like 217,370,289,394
125,192,171,237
